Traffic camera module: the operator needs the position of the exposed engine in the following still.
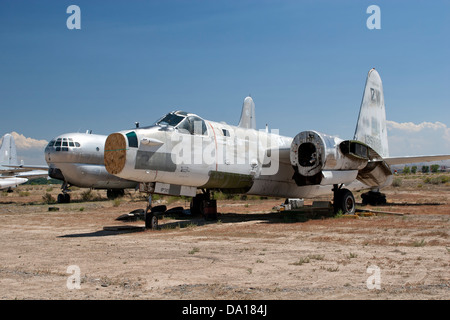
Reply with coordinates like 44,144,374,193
290,131,369,186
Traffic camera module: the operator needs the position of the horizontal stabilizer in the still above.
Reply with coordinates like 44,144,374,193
2,164,49,171
384,155,450,166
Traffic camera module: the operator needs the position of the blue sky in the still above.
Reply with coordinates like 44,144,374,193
1,0,449,164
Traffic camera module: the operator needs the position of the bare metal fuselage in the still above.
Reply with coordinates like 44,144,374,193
45,132,137,190
104,118,376,199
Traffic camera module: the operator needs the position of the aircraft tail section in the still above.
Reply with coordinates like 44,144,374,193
0,133,18,170
354,68,389,158
238,96,256,129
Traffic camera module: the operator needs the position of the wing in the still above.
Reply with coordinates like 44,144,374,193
384,155,450,166
0,165,49,178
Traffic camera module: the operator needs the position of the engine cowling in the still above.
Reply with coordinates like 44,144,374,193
290,131,369,186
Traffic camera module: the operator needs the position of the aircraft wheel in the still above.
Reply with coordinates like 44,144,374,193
64,193,71,203
334,188,356,215
107,189,125,200
57,194,65,204
361,191,386,206
190,194,207,215
145,212,158,230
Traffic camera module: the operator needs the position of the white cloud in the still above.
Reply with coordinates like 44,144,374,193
386,120,450,156
10,132,48,150
1,132,48,165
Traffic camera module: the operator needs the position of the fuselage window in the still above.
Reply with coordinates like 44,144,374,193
126,131,138,148
222,129,230,137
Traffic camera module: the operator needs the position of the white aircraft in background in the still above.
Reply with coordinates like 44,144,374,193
103,68,450,229
44,131,138,203
0,133,48,191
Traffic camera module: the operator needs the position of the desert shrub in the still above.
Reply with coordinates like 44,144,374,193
423,175,449,185
42,193,56,204
81,190,94,201
112,198,121,207
392,177,402,187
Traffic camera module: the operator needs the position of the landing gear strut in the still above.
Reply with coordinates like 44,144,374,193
57,182,71,204
333,184,356,215
144,193,158,230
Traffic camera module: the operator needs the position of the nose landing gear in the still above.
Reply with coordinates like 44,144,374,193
57,182,71,203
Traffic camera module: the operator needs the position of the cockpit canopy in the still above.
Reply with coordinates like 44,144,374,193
47,137,81,152
154,111,208,135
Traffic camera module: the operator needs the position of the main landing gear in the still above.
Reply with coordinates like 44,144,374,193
332,184,356,215
190,189,217,221
144,193,168,230
144,193,157,230
361,189,387,206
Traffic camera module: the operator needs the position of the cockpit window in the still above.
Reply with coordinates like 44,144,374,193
153,112,208,136
155,113,185,127
49,137,80,151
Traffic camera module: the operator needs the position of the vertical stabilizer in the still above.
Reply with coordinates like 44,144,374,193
0,133,18,170
238,96,256,129
354,68,389,158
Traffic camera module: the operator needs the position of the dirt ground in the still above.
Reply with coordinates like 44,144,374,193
0,174,449,300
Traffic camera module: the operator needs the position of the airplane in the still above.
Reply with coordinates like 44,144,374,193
0,133,48,191
44,131,139,203
103,68,450,229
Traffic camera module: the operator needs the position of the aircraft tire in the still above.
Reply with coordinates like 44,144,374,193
190,195,205,215
361,191,386,206
145,212,158,230
57,193,65,204
151,205,167,214
107,189,125,200
334,189,356,215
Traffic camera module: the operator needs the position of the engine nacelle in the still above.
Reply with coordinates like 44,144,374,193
290,131,369,185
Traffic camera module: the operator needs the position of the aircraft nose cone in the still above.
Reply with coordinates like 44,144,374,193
104,133,127,175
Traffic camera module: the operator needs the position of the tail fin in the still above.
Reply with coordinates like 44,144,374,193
238,96,256,129
354,68,389,158
0,133,18,169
